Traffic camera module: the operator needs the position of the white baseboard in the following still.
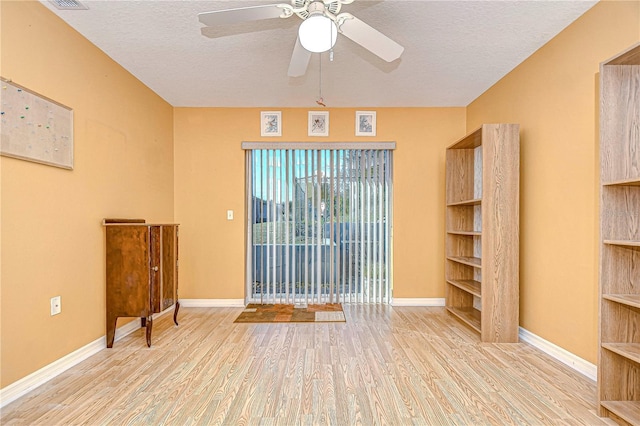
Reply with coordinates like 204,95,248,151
519,327,597,381
391,298,445,307
179,299,245,308
0,307,174,408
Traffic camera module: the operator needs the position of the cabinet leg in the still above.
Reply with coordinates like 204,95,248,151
141,317,146,327
106,315,117,348
173,301,180,326
145,316,153,347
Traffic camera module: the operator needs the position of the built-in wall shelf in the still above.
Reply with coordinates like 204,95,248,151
598,43,640,422
444,124,520,343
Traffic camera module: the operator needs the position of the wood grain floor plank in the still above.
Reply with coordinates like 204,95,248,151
1,306,616,425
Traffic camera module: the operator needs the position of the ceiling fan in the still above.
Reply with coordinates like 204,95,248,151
198,0,404,77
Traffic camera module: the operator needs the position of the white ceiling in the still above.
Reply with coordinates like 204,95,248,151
41,0,597,107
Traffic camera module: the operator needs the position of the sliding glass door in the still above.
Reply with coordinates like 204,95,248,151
245,145,393,305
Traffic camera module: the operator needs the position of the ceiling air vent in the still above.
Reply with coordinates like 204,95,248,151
49,0,88,10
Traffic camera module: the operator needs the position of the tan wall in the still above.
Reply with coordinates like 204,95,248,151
174,108,465,300
3,0,630,393
0,2,174,387
467,1,640,363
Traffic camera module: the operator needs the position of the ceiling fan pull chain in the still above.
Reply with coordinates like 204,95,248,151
316,52,326,107
319,52,322,100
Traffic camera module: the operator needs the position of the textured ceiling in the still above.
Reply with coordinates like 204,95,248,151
41,0,597,107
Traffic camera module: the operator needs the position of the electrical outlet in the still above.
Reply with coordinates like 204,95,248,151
227,210,234,220
50,296,61,316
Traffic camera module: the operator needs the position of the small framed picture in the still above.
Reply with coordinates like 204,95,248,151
308,111,329,137
261,111,282,137
355,111,376,136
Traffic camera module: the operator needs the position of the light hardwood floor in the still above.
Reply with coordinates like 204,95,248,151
1,306,614,425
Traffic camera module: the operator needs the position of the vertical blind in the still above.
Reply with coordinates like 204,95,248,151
244,144,393,305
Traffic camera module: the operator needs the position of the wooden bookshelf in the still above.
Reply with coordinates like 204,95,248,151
598,43,640,423
445,124,520,343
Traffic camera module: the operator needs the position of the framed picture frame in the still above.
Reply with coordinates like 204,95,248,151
260,111,282,137
1,77,74,169
355,111,376,136
308,111,329,137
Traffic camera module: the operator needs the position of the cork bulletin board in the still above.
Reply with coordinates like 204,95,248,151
0,77,74,169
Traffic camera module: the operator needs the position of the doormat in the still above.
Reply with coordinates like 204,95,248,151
234,303,345,323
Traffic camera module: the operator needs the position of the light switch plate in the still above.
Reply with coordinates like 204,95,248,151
227,210,234,220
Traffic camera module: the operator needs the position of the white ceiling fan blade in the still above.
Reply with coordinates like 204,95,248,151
288,37,312,77
198,5,287,27
338,14,404,62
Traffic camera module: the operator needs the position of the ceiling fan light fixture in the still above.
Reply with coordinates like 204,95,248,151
298,13,337,53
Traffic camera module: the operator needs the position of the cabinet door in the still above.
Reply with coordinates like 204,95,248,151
161,225,178,311
149,226,161,313
106,226,151,318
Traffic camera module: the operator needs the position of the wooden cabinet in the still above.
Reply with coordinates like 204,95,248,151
445,124,520,343
104,219,179,348
598,44,640,424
